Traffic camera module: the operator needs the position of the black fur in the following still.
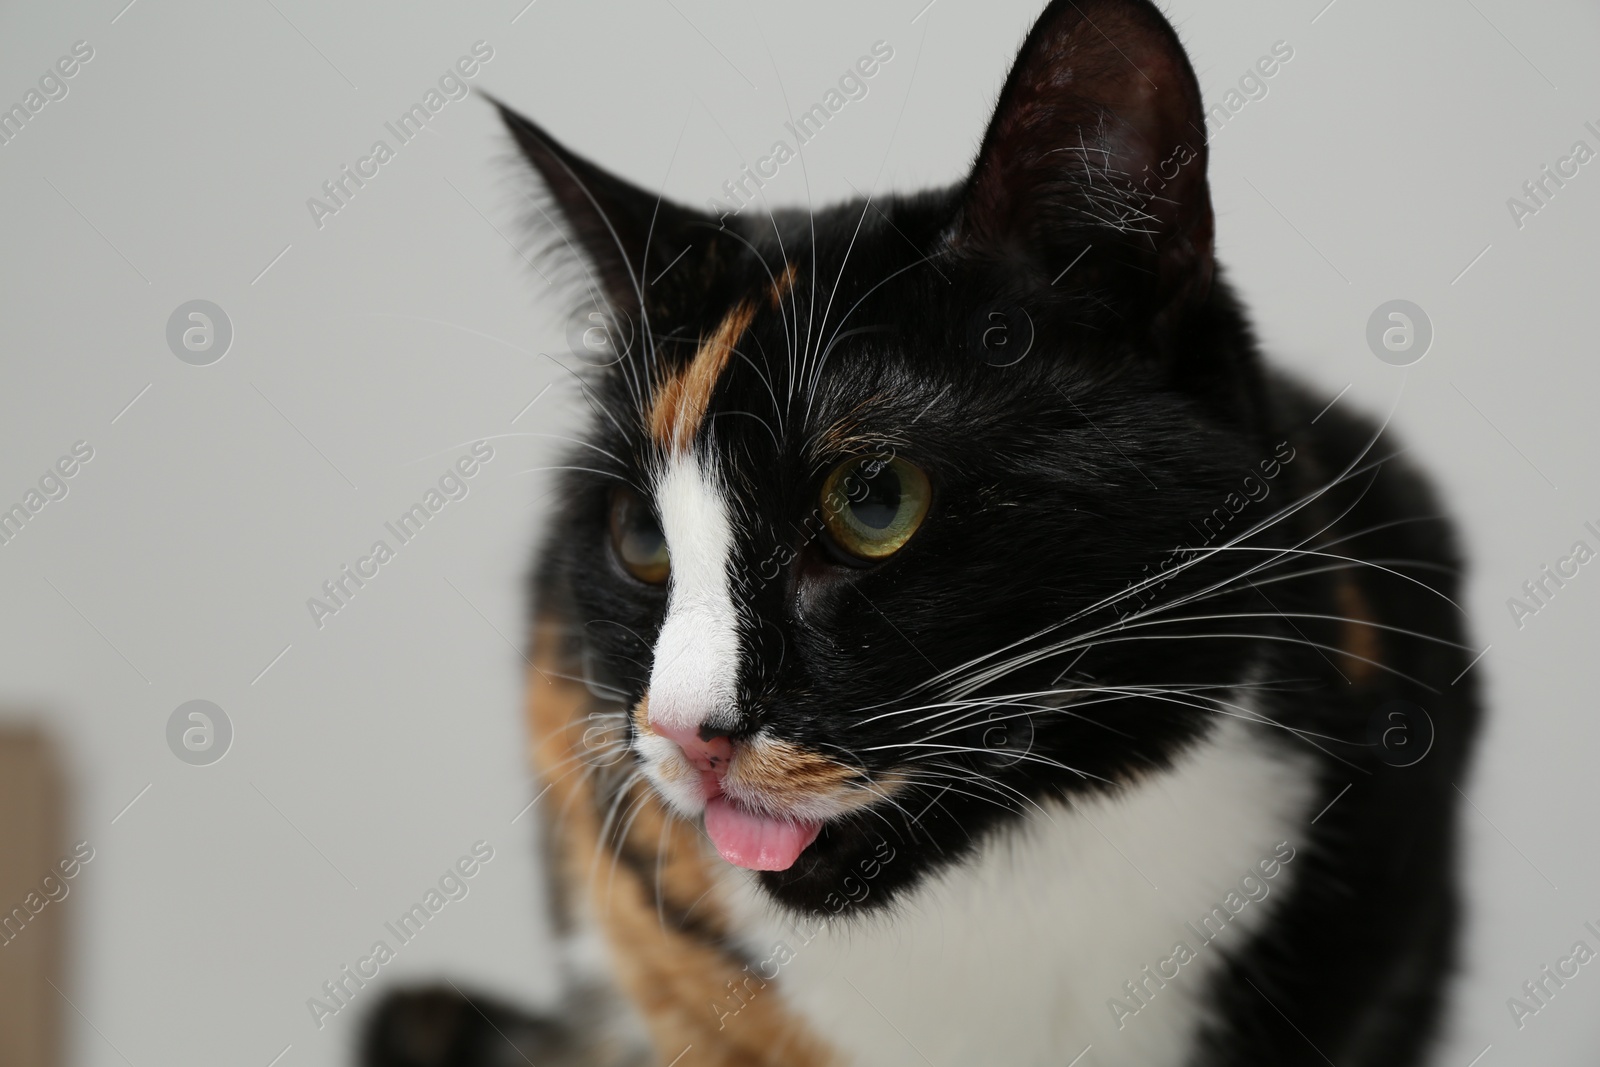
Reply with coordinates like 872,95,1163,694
362,985,645,1067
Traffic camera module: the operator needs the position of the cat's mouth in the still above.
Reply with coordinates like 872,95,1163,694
631,702,875,872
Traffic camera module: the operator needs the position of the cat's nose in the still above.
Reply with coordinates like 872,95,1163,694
651,719,735,776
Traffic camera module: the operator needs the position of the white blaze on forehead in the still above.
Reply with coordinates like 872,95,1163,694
648,452,741,735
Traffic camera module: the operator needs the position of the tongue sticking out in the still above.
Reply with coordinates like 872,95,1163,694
704,797,822,871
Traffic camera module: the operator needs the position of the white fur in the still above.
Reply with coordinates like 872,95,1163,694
642,453,742,810
714,717,1315,1067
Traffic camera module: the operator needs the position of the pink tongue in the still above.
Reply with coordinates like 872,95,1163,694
704,797,821,871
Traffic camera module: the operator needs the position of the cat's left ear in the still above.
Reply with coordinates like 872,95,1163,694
953,0,1213,327
496,101,723,320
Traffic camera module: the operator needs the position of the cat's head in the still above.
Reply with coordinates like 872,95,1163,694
512,0,1283,912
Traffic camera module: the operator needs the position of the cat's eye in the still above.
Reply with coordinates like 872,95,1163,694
820,455,931,562
609,488,670,584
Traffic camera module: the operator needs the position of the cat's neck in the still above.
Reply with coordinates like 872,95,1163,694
712,709,1315,1067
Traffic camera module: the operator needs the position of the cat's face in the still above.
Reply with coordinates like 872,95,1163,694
516,0,1281,912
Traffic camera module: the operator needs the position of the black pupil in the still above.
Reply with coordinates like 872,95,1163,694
849,464,902,531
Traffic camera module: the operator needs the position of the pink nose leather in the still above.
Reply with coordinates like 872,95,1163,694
651,719,734,776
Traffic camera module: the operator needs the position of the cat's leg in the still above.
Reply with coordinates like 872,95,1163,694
360,982,646,1067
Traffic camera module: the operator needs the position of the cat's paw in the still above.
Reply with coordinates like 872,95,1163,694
360,985,577,1067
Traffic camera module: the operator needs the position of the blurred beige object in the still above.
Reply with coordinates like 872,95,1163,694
0,728,61,1067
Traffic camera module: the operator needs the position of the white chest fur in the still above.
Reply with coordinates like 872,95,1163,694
714,719,1315,1067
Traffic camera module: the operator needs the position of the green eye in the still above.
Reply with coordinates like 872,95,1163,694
820,455,931,561
609,488,670,584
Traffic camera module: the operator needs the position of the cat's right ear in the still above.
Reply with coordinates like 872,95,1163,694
952,0,1213,331
495,101,722,321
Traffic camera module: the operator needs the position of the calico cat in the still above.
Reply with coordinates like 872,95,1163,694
366,0,1481,1064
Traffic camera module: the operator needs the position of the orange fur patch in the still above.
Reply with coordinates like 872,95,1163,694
631,693,652,735
770,262,799,309
1335,578,1382,684
649,302,757,453
527,617,838,1066
730,737,862,809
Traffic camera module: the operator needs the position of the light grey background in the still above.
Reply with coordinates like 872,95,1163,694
1,0,1595,1064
